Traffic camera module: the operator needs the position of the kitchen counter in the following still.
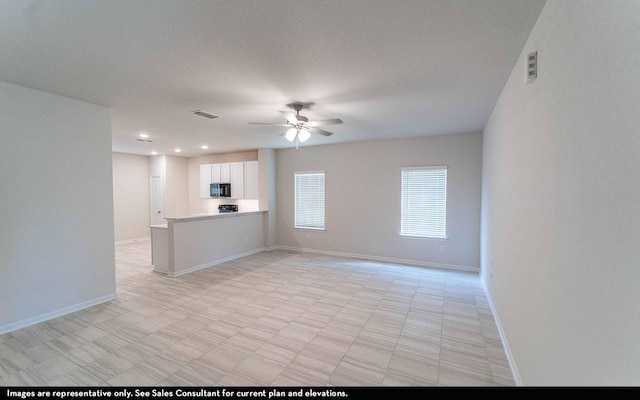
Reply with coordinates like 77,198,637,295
150,224,168,272
149,223,168,229
166,210,264,223
150,210,267,276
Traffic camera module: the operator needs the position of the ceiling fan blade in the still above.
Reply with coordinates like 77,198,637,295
305,118,343,127
286,113,300,124
248,122,291,127
308,127,334,137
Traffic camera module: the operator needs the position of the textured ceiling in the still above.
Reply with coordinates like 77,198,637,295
0,0,545,156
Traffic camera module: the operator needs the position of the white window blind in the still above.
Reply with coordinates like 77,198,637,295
401,166,447,239
295,172,325,230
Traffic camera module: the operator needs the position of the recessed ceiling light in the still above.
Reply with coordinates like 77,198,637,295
139,132,149,138
174,148,182,153
201,145,209,150
151,151,158,155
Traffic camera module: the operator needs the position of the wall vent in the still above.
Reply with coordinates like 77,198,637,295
526,51,537,83
190,110,220,119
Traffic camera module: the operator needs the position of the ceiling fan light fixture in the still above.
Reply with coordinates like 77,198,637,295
298,129,311,143
285,128,297,142
249,102,342,148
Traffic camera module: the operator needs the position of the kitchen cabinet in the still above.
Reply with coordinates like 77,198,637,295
230,162,245,199
211,164,220,184
244,161,259,199
200,161,259,199
200,164,212,198
211,163,230,184
220,164,230,183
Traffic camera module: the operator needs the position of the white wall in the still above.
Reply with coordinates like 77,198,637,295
259,148,277,248
188,151,258,215
165,155,189,217
276,133,482,270
150,153,166,178
150,154,189,219
481,0,640,385
112,152,150,242
0,81,115,332
170,213,265,276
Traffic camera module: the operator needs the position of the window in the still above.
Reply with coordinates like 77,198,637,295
295,171,325,230
401,166,447,239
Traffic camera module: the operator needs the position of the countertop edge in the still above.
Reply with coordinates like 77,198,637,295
165,210,266,223
149,224,168,229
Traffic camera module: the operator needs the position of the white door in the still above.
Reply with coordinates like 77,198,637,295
150,176,164,225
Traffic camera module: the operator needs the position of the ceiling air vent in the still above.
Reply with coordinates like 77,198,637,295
136,138,154,143
190,110,220,119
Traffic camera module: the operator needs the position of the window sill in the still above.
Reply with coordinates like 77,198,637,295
295,226,326,232
400,234,448,240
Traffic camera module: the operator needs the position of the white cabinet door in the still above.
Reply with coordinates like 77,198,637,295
212,163,231,183
211,164,221,183
199,164,212,198
244,161,259,199
220,163,231,183
230,162,245,199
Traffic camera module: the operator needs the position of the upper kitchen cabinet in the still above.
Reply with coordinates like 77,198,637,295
244,161,258,199
212,163,231,184
200,160,259,200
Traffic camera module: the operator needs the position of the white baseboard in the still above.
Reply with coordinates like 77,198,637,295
274,245,479,273
115,236,151,246
161,242,477,277
481,279,522,386
0,293,117,335
169,247,267,277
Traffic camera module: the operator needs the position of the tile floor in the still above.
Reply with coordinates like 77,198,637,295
0,241,514,386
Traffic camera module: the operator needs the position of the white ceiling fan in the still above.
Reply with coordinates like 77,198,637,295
249,102,343,149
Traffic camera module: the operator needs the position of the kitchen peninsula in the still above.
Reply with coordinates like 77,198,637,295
150,210,266,277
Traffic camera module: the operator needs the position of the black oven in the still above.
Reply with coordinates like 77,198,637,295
218,204,238,213
210,183,231,197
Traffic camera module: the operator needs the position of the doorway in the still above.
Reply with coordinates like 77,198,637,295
150,176,164,225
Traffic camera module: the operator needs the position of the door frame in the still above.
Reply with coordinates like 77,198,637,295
150,176,164,225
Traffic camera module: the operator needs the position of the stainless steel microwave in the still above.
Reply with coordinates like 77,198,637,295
210,183,231,197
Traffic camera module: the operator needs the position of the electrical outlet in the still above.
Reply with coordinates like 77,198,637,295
245,235,248,242
526,51,537,83
306,233,310,239
439,245,445,252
